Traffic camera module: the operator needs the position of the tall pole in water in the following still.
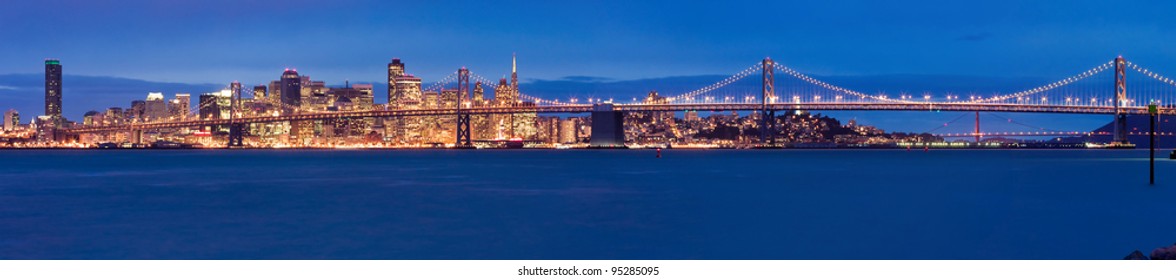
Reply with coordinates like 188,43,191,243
1150,104,1157,185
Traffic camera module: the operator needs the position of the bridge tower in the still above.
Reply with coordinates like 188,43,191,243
1113,56,1129,145
455,67,473,148
227,82,245,148
760,57,775,145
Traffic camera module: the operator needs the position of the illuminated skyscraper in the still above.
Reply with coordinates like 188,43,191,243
394,75,423,106
44,59,62,125
130,100,146,122
253,85,267,100
559,118,578,144
144,92,168,122
511,53,518,93
4,109,18,131
105,107,123,125
171,93,191,120
388,58,406,105
280,69,302,108
230,81,242,114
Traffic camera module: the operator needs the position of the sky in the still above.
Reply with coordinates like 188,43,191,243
2,0,1175,133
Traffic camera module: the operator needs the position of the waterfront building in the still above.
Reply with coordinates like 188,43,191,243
559,118,578,144
388,74,423,143
44,59,62,125
536,116,559,143
34,115,55,142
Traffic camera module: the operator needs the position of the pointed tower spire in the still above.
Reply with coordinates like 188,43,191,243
511,53,518,91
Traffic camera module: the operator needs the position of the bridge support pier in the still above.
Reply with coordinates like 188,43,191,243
227,123,245,148
589,104,626,148
131,129,142,145
761,110,776,145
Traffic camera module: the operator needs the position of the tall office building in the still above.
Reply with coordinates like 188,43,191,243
199,90,232,120
394,75,423,106
171,93,191,120
559,118,578,144
253,85,267,100
280,69,302,108
44,59,62,125
105,107,123,125
144,92,168,122
130,100,146,122
4,109,18,131
230,81,242,114
388,58,406,105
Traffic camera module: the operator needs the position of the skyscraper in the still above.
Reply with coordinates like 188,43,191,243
388,58,405,105
280,69,302,108
4,109,18,131
511,53,518,92
130,100,146,122
230,81,242,114
171,93,191,121
253,85,267,100
44,59,62,125
144,92,168,122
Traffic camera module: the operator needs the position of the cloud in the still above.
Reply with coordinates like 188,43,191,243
955,32,992,42
0,85,19,90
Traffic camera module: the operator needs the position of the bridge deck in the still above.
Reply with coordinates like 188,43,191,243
62,103,1171,134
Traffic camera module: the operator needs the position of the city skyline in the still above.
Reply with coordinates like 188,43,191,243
0,55,1130,135
4,1,1175,134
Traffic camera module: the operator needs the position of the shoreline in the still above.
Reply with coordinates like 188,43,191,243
0,145,1153,151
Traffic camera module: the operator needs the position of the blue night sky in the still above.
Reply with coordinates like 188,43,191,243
2,0,1176,133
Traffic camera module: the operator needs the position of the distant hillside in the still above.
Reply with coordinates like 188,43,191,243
1078,115,1176,148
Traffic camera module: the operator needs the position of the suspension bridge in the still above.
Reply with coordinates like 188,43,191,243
60,56,1176,147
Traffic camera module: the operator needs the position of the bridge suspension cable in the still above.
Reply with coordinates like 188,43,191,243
422,70,460,93
984,112,1060,132
660,62,763,102
971,61,1114,104
923,112,971,134
772,62,908,104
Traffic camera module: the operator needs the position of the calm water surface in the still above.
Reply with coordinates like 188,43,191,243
1,149,1173,259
